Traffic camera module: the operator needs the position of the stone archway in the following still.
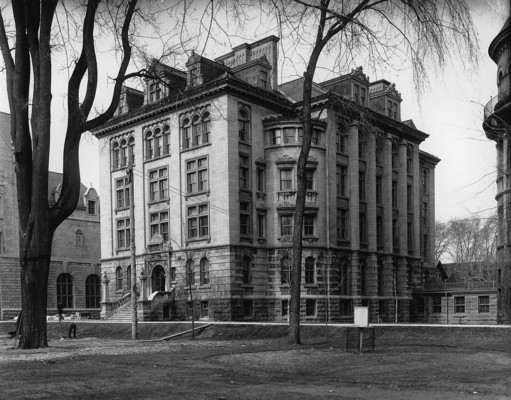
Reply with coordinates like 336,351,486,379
151,265,165,292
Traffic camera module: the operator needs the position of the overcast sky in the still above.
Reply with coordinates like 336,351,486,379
0,1,508,223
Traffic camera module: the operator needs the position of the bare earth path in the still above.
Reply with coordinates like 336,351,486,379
0,323,510,399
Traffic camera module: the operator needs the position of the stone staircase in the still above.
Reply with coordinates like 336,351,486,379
108,303,135,323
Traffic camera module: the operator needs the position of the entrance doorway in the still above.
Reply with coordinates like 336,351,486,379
152,265,165,292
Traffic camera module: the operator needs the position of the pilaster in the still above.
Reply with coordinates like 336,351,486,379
383,135,393,253
348,121,360,250
398,141,408,255
367,132,377,252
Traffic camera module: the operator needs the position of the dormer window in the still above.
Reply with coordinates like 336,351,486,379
88,200,96,215
149,81,163,103
260,70,268,89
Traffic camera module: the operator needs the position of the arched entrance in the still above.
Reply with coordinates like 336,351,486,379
152,265,165,292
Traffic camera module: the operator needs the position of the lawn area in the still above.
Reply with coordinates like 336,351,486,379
0,322,510,399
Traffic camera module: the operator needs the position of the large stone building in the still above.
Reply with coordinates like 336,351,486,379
0,111,102,319
483,18,511,324
93,36,438,323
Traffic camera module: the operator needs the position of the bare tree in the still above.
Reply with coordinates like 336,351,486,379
267,0,478,344
435,221,452,262
0,0,188,349
441,215,497,282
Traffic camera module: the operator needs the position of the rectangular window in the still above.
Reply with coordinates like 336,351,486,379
257,213,266,237
305,169,314,190
359,213,367,243
283,128,295,144
340,299,352,316
359,171,366,201
478,296,490,313
243,300,253,317
187,204,209,239
407,184,412,210
423,234,429,258
422,202,428,226
392,181,397,208
271,129,281,145
303,215,314,236
336,165,347,197
183,125,191,149
311,130,320,145
305,299,316,317
150,211,169,241
281,300,289,318
337,209,348,240
240,201,251,235
87,200,96,215
422,169,429,193
115,178,130,208
279,169,293,190
454,296,465,314
149,167,168,202
376,176,382,205
280,214,293,236
407,221,413,252
187,157,208,194
432,296,442,313
257,168,265,192
154,135,162,158
239,154,250,189
339,263,349,295
392,218,399,248
200,301,209,319
116,218,130,249
376,216,383,246
260,70,268,89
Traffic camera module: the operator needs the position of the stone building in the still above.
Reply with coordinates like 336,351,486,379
483,18,511,324
0,111,102,319
93,35,438,323
414,263,497,325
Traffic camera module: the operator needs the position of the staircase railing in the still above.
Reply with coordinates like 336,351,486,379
149,289,175,310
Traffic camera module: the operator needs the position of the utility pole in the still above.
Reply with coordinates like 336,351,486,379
128,165,138,340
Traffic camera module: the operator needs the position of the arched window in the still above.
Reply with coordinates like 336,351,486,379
115,266,123,291
186,259,195,286
112,141,120,169
85,274,101,308
152,265,165,292
192,115,201,146
126,265,131,291
281,256,291,284
75,229,83,247
304,257,315,285
128,136,135,165
202,112,211,144
242,256,251,284
145,131,154,159
238,109,250,141
57,273,73,308
200,257,210,285
154,127,162,158
120,138,128,167
182,118,191,149
339,257,350,295
163,125,170,155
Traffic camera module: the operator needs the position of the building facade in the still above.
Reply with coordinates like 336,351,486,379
0,111,102,319
414,264,497,325
94,36,438,323
483,18,511,324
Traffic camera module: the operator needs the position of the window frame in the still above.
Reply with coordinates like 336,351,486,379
149,211,169,242
200,257,210,286
478,295,490,313
85,274,101,309
280,214,293,237
186,156,209,195
187,203,209,239
57,273,74,309
304,257,315,285
116,218,131,250
116,177,130,210
454,296,465,314
148,167,169,202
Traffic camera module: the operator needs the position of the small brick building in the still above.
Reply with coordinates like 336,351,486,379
0,111,102,319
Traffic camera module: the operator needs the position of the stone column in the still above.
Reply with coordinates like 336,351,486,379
397,258,409,322
350,251,361,306
348,121,360,250
412,143,421,257
383,135,393,254
367,132,377,253
382,255,394,322
367,253,378,321
138,270,152,321
100,271,113,319
398,141,408,255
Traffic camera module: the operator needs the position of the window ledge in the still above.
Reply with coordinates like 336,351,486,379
111,165,129,172
115,207,130,213
147,199,169,206
144,153,170,163
186,236,211,244
304,284,319,289
199,284,211,289
185,191,210,199
180,142,212,153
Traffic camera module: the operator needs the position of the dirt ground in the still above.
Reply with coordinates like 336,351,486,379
0,322,510,400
